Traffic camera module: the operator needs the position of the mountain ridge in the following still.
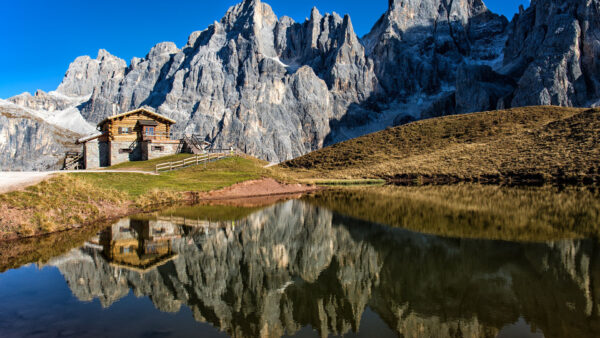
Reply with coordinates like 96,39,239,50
1,0,599,170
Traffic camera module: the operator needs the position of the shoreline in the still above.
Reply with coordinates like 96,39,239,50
0,178,320,242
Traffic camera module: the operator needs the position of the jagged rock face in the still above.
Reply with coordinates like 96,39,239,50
0,106,81,170
50,200,600,337
56,49,127,99
63,0,376,162
503,0,600,107
364,0,508,97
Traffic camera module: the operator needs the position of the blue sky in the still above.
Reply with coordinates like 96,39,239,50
0,0,529,99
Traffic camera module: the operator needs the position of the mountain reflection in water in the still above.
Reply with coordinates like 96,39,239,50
3,199,600,337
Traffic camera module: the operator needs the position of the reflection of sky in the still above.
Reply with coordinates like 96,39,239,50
498,317,545,338
0,266,227,337
0,265,548,337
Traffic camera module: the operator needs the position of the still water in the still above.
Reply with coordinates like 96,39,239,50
0,190,599,337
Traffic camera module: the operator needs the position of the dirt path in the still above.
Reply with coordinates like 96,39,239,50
198,178,320,200
0,170,156,194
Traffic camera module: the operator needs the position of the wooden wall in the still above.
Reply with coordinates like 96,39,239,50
103,111,172,142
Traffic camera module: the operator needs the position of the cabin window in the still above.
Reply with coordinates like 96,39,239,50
119,148,133,154
152,146,164,152
145,127,155,136
120,246,135,254
118,127,132,134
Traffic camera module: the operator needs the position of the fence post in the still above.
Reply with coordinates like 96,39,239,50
170,162,173,171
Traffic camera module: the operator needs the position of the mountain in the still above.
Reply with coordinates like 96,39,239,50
2,0,600,170
0,95,88,171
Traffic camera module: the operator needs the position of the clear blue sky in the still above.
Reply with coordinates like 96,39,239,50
0,0,529,99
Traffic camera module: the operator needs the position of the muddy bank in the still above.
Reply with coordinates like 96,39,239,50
192,178,320,201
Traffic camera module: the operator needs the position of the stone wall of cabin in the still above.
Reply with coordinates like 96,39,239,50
84,140,110,169
84,140,100,169
110,141,143,166
142,141,180,161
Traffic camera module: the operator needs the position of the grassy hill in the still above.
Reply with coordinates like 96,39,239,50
281,106,600,184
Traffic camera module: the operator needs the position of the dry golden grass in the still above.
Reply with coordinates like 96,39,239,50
281,106,599,184
0,175,129,240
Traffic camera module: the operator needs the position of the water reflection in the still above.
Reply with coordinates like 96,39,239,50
37,200,600,337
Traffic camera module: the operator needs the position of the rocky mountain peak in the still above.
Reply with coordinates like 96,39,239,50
147,42,179,59
221,0,277,32
56,49,126,98
376,0,496,41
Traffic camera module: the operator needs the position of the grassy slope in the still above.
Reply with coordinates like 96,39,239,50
0,175,128,239
78,156,269,197
0,156,269,240
106,153,196,171
281,106,600,183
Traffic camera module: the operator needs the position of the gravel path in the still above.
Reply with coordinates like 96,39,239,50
0,170,156,194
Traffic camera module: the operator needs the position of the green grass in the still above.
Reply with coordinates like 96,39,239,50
76,156,269,197
0,175,128,239
280,106,600,184
107,153,196,171
0,156,269,240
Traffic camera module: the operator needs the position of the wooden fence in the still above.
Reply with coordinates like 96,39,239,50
155,150,239,174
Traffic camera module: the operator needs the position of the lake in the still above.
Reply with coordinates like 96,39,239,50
1,186,599,337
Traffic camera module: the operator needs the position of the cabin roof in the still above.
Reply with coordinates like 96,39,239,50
77,132,104,144
138,119,159,126
98,108,176,128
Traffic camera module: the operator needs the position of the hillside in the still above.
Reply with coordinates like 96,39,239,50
281,106,600,184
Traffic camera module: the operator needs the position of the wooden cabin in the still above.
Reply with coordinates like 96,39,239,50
98,108,175,143
79,108,180,168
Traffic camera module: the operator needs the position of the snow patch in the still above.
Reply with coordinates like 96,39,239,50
265,56,301,73
0,93,95,135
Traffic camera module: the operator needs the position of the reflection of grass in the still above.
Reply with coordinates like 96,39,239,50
76,157,269,197
137,204,263,222
0,220,110,273
281,107,600,183
304,185,600,241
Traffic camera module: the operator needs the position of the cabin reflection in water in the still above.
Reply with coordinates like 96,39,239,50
90,216,237,273
98,218,182,272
